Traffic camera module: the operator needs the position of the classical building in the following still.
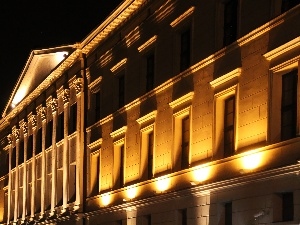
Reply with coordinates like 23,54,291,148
0,0,300,224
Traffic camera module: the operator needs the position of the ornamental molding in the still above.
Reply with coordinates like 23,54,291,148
210,68,241,88
110,126,127,139
20,121,28,136
38,107,47,121
170,6,195,28
137,111,157,125
74,78,83,95
12,128,20,141
49,98,58,113
169,92,194,109
29,114,37,129
110,58,127,73
62,89,70,105
138,35,157,53
7,134,12,145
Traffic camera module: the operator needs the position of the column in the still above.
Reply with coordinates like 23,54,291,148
12,127,20,222
50,98,58,215
74,78,83,210
21,121,28,222
62,89,70,212
30,115,37,219
6,134,12,224
39,107,47,218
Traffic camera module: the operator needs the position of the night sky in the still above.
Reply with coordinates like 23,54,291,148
0,0,123,115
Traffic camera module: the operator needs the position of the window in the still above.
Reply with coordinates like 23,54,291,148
223,0,238,46
46,120,53,148
146,53,155,92
119,144,125,187
147,131,154,179
281,0,300,13
179,209,187,225
281,70,297,141
19,140,24,165
95,90,101,121
90,151,100,196
56,113,64,141
69,103,77,134
282,192,294,221
180,29,191,72
181,116,190,169
11,147,16,168
225,202,232,225
224,96,235,157
118,73,125,108
169,92,193,171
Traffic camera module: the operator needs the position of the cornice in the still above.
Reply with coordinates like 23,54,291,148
136,110,157,125
138,35,158,53
169,92,194,109
110,126,127,139
170,6,195,28
209,68,241,88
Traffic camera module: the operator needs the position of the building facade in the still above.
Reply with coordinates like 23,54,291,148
0,0,300,224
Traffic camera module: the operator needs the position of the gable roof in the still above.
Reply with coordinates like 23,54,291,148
2,46,74,117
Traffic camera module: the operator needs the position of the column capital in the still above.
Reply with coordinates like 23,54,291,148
12,128,20,141
62,89,70,105
74,78,83,95
7,134,13,145
50,98,58,113
38,107,47,121
29,114,37,129
20,121,28,136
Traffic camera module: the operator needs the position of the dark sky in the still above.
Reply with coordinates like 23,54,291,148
0,0,123,115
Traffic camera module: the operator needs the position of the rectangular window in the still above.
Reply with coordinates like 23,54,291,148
45,120,53,149
281,70,297,141
95,91,101,122
19,140,24,165
36,128,42,154
223,0,238,46
120,144,125,187
146,53,155,92
148,131,154,179
180,209,187,225
181,116,190,169
56,113,64,141
11,147,16,168
225,202,232,225
281,0,300,13
282,192,294,221
180,29,191,72
224,96,235,157
90,152,100,196
118,74,125,108
69,103,77,134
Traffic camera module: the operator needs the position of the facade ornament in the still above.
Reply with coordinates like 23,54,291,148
12,129,20,141
21,122,28,136
30,115,37,129
62,89,70,105
39,107,47,121
74,78,83,95
7,134,12,145
50,98,58,113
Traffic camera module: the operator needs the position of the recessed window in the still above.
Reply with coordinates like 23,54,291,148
225,202,232,225
118,73,125,108
19,140,24,165
224,96,235,157
180,28,191,72
95,90,101,122
146,53,155,92
56,113,64,141
282,192,294,221
36,128,42,154
46,120,53,148
11,147,16,168
181,115,190,169
223,0,238,46
27,135,33,159
69,103,77,134
147,131,154,179
281,70,297,141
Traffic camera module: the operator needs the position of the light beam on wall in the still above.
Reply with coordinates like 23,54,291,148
240,151,263,172
155,176,171,192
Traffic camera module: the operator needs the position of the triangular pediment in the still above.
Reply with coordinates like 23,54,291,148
2,46,74,117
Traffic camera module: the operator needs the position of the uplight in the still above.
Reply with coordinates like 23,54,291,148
193,167,210,182
101,193,111,206
126,186,138,200
156,176,171,192
241,152,263,170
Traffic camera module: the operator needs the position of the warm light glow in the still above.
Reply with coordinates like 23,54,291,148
241,152,263,170
193,166,210,182
126,186,138,200
55,51,69,61
156,176,171,192
101,193,112,206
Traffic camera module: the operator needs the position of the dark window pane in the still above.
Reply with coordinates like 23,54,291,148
282,192,294,221
224,96,235,157
95,91,101,122
57,113,64,141
118,74,125,108
181,116,190,169
36,128,42,154
69,103,77,134
281,70,297,141
27,135,33,159
148,131,154,179
146,54,155,92
11,147,16,168
180,29,191,72
225,202,232,225
46,120,53,149
19,140,24,165
120,145,124,187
